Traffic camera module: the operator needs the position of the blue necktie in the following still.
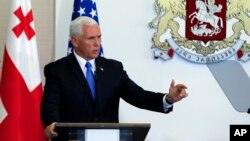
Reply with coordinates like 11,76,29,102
85,62,96,100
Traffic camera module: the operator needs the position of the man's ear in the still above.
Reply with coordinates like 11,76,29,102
70,36,78,48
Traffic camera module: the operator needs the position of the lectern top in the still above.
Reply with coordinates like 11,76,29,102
55,122,150,129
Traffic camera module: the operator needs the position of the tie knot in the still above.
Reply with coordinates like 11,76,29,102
85,62,92,69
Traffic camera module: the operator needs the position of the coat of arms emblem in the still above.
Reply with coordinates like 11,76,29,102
149,0,250,63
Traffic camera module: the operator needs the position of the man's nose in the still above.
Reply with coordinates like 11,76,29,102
94,38,101,47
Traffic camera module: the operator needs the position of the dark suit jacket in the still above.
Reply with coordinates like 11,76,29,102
41,53,172,127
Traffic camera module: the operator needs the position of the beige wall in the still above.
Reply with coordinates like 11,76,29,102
0,0,54,83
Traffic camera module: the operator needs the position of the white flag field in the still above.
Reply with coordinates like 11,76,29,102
0,0,46,140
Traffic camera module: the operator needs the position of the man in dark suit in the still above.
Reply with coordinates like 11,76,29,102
41,16,188,140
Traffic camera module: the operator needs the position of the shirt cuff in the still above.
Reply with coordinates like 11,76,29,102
163,94,173,112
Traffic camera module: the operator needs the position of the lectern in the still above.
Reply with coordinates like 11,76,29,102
54,122,151,141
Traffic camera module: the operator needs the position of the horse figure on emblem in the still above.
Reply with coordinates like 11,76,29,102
189,0,223,36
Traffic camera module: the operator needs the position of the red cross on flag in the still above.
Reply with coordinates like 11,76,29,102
0,0,46,141
237,50,250,62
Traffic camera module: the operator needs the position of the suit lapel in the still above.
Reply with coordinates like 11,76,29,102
94,57,106,114
67,54,94,101
95,57,106,101
95,57,105,81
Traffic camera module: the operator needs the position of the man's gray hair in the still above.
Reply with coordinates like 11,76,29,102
70,16,98,37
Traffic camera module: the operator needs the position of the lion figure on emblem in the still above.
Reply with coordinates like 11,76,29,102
149,0,250,51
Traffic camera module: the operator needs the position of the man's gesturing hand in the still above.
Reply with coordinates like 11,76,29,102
166,80,188,103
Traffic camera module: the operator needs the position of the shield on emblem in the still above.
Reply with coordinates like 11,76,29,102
186,0,226,43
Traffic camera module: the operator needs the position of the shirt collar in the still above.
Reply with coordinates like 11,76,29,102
73,50,96,72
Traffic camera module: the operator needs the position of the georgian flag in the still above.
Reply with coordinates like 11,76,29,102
154,48,174,60
0,0,46,140
0,98,7,124
237,50,250,62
